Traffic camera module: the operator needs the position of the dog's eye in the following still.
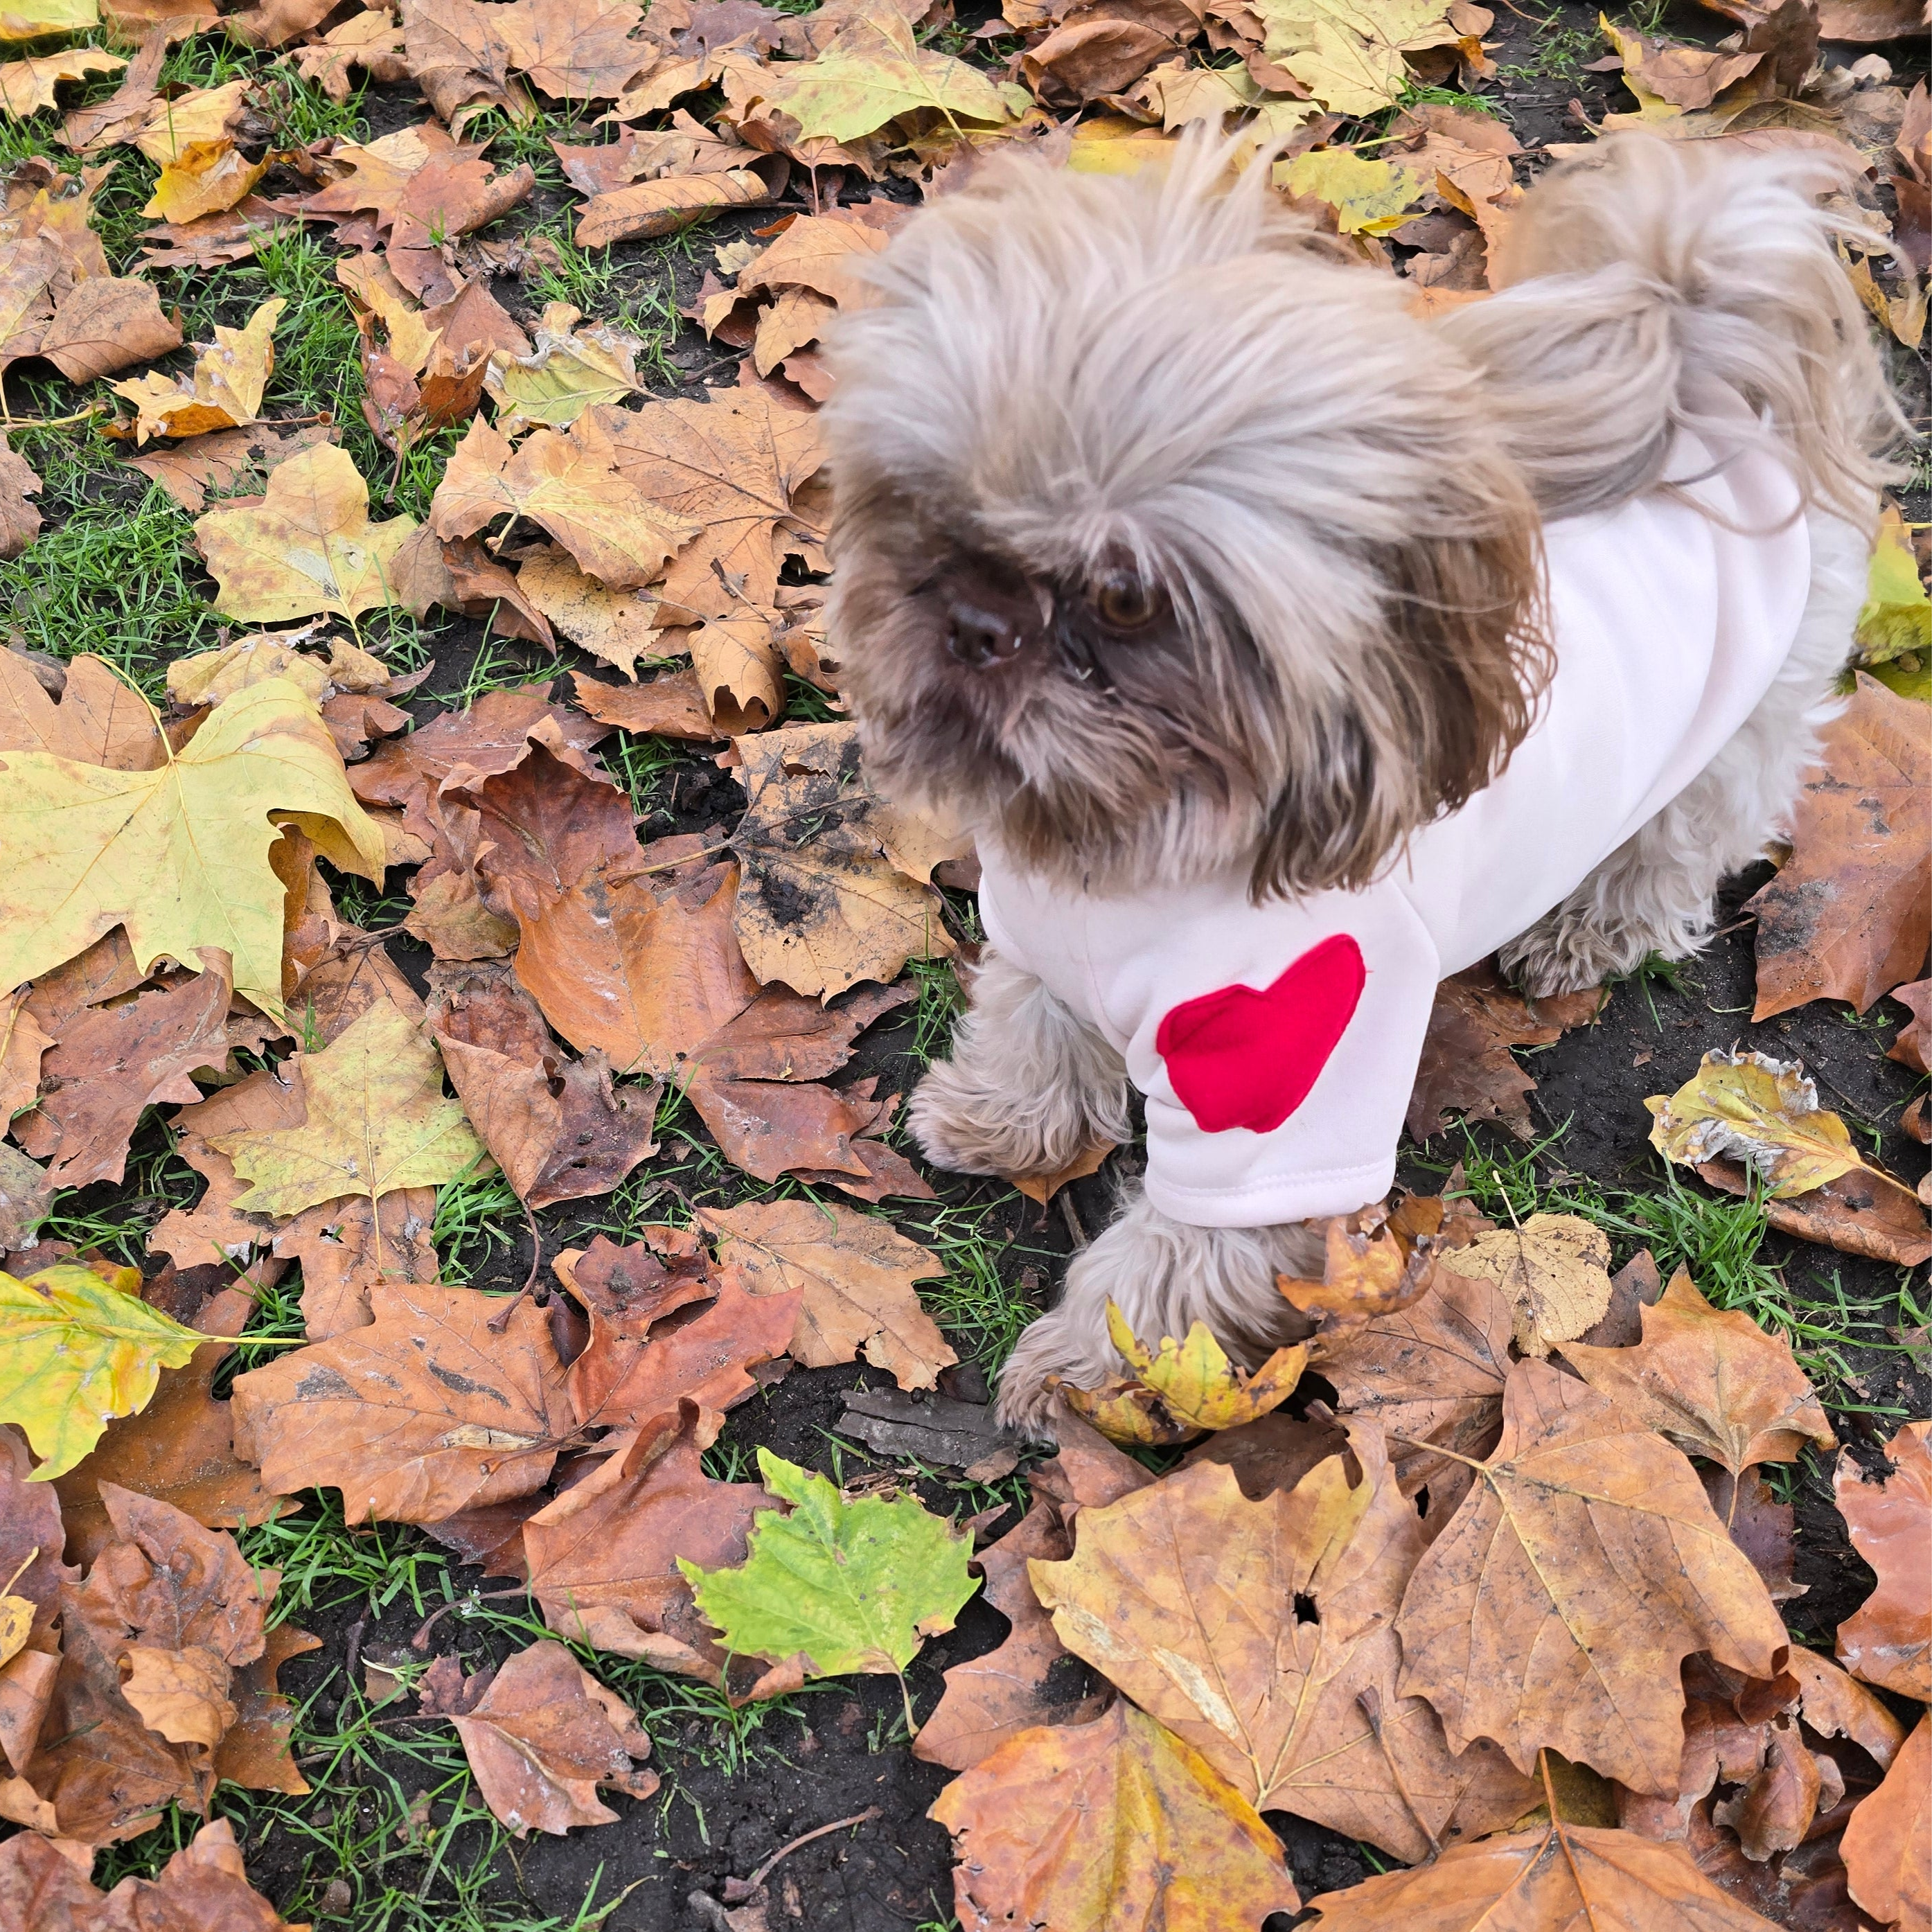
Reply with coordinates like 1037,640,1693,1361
1088,572,1164,632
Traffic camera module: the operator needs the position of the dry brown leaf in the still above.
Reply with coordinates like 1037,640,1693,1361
1393,1359,1789,1797
1007,1135,1113,1205
1562,1270,1834,1475
5,1815,301,1929
1031,1419,1536,1859
1302,1813,1793,1930
142,137,265,224
125,422,335,514
524,1399,772,1672
1276,1201,1448,1336
930,1703,1304,1932
449,1638,657,1837
571,666,718,738
1841,1712,1929,1931
1448,1212,1613,1356
698,1197,954,1389
0,47,124,116
292,7,409,100
1747,673,1929,1019
520,548,667,675
688,605,784,732
728,720,955,998
1833,1417,1930,1701
1889,975,1931,1074
576,165,774,247
231,1284,575,1523
114,295,280,442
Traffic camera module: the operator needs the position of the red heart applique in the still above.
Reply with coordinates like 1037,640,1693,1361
1155,934,1365,1135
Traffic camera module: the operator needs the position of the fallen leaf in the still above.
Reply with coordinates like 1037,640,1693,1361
112,295,281,443
0,48,125,116
30,271,182,382
429,412,699,590
1281,148,1425,231
1890,975,1931,1074
524,1399,772,1671
1855,503,1932,668
1561,1265,1834,1482
0,1262,202,1480
1058,1301,1306,1446
930,1703,1303,1932
576,164,774,249
1647,1048,1906,1200
28,1816,303,1926
698,1198,955,1389
194,442,420,623
1302,1812,1791,1930
1276,1203,1447,1336
1833,1417,1929,1701
520,555,668,675
728,720,955,998
400,0,533,127
1746,674,1929,1019
1031,1420,1536,1858
0,434,36,558
1840,1712,1929,1931
292,6,409,100
1393,1359,1789,1797
558,1234,797,1430
1445,1212,1613,1356
1699,1151,1932,1266
231,1283,574,1523
1599,17,1765,108
139,193,290,271
1256,0,1462,116
125,422,335,514
450,1638,657,1837
141,137,266,224
1006,1136,1113,1205
688,606,785,732
0,0,96,40
484,300,647,434
681,1446,977,1694
497,0,657,98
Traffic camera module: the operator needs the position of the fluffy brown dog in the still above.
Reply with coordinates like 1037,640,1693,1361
819,133,1897,1433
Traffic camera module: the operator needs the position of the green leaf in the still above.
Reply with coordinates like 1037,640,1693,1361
680,1448,978,1680
0,1261,202,1480
1856,506,1932,668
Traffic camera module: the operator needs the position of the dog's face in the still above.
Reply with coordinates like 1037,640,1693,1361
820,145,1552,900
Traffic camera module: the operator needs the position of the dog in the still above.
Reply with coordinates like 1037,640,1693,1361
817,132,1899,1435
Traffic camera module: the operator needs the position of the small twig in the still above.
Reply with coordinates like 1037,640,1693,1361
343,1615,367,1691
1358,1688,1441,1858
486,1197,545,1333
410,1586,529,1651
737,1807,882,1897
1058,1189,1088,1248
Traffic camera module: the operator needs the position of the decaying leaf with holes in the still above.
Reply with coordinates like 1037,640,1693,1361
1056,1300,1306,1446
1432,1212,1611,1357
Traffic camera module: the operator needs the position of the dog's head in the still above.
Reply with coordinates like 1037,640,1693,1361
820,140,1552,900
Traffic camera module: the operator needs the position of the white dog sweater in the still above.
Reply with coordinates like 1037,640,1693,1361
975,433,1818,1228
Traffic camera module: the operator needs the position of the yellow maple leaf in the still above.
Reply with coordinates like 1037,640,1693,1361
1279,148,1424,233
484,300,645,436
1256,0,1461,116
0,47,123,116
194,442,420,623
113,295,283,443
208,1002,487,1221
0,673,386,1015
0,1261,202,1479
141,136,267,227
0,0,94,39
1855,504,1931,668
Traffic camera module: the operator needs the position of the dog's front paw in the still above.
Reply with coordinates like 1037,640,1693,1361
993,1309,1125,1442
907,1060,1091,1178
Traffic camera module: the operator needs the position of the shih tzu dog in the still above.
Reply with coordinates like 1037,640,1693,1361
817,132,1897,1434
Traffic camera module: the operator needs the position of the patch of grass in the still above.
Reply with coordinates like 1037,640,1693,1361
896,1195,1053,1370
36,1122,203,1264
1495,9,1599,87
1609,950,1696,1032
432,646,563,709
432,1163,526,1284
904,954,965,1065
518,218,685,383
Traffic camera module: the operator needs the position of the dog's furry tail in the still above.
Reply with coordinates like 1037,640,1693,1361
1434,132,1902,526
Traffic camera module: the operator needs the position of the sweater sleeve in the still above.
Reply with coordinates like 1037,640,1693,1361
1092,881,1441,1228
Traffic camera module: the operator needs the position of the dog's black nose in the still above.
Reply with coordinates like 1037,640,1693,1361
945,595,1030,668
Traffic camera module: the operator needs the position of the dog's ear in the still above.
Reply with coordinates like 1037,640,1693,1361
1248,493,1550,902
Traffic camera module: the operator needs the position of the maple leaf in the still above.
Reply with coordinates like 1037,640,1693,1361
231,1282,574,1523
1031,1419,1535,1858
1276,1196,1461,1336
431,968,659,1210
195,443,420,623
1562,1269,1835,1476
125,421,335,515
698,1198,955,1388
1281,148,1425,232
1747,674,1929,1018
930,1703,1303,1932
1257,0,1463,114
450,1638,657,1837
429,413,699,589
401,0,533,127
524,1399,774,1672
1447,1212,1613,1356
1059,1300,1307,1446
744,3,1015,141
557,1233,799,1430
291,7,409,100
688,606,784,732
1841,1712,1930,1931
1833,1416,1929,1701
522,557,669,676
0,432,37,557
112,293,281,442
681,1447,977,1717
0,672,382,1020
483,299,646,434
0,1262,202,1480
575,165,775,249
0,46,124,115
141,136,265,224
1856,504,1932,668
1302,1809,1790,1930
496,0,657,98
1,1816,298,1926
0,0,94,38
206,1002,484,1221
590,389,824,619
1393,1358,1789,1797
728,721,958,999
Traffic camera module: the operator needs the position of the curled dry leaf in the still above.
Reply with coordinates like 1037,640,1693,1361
1444,1212,1613,1357
231,1283,575,1523
524,1398,772,1672
1747,674,1929,1020
0,47,124,116
1833,1416,1930,1701
112,294,281,443
1393,1359,1789,1798
680,1447,978,1688
141,137,266,224
930,1703,1302,1932
292,7,409,101
698,1197,955,1390
1562,1270,1834,1475
484,299,647,434
449,1638,657,1838
1303,1813,1791,1931
1277,1201,1444,1334
1031,1419,1536,1859
1056,1300,1306,1446
1840,1712,1930,1932
2,1816,300,1928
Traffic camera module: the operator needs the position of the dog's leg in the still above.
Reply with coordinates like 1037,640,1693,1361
1501,511,1868,998
908,946,1131,1178
995,1185,1325,1437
